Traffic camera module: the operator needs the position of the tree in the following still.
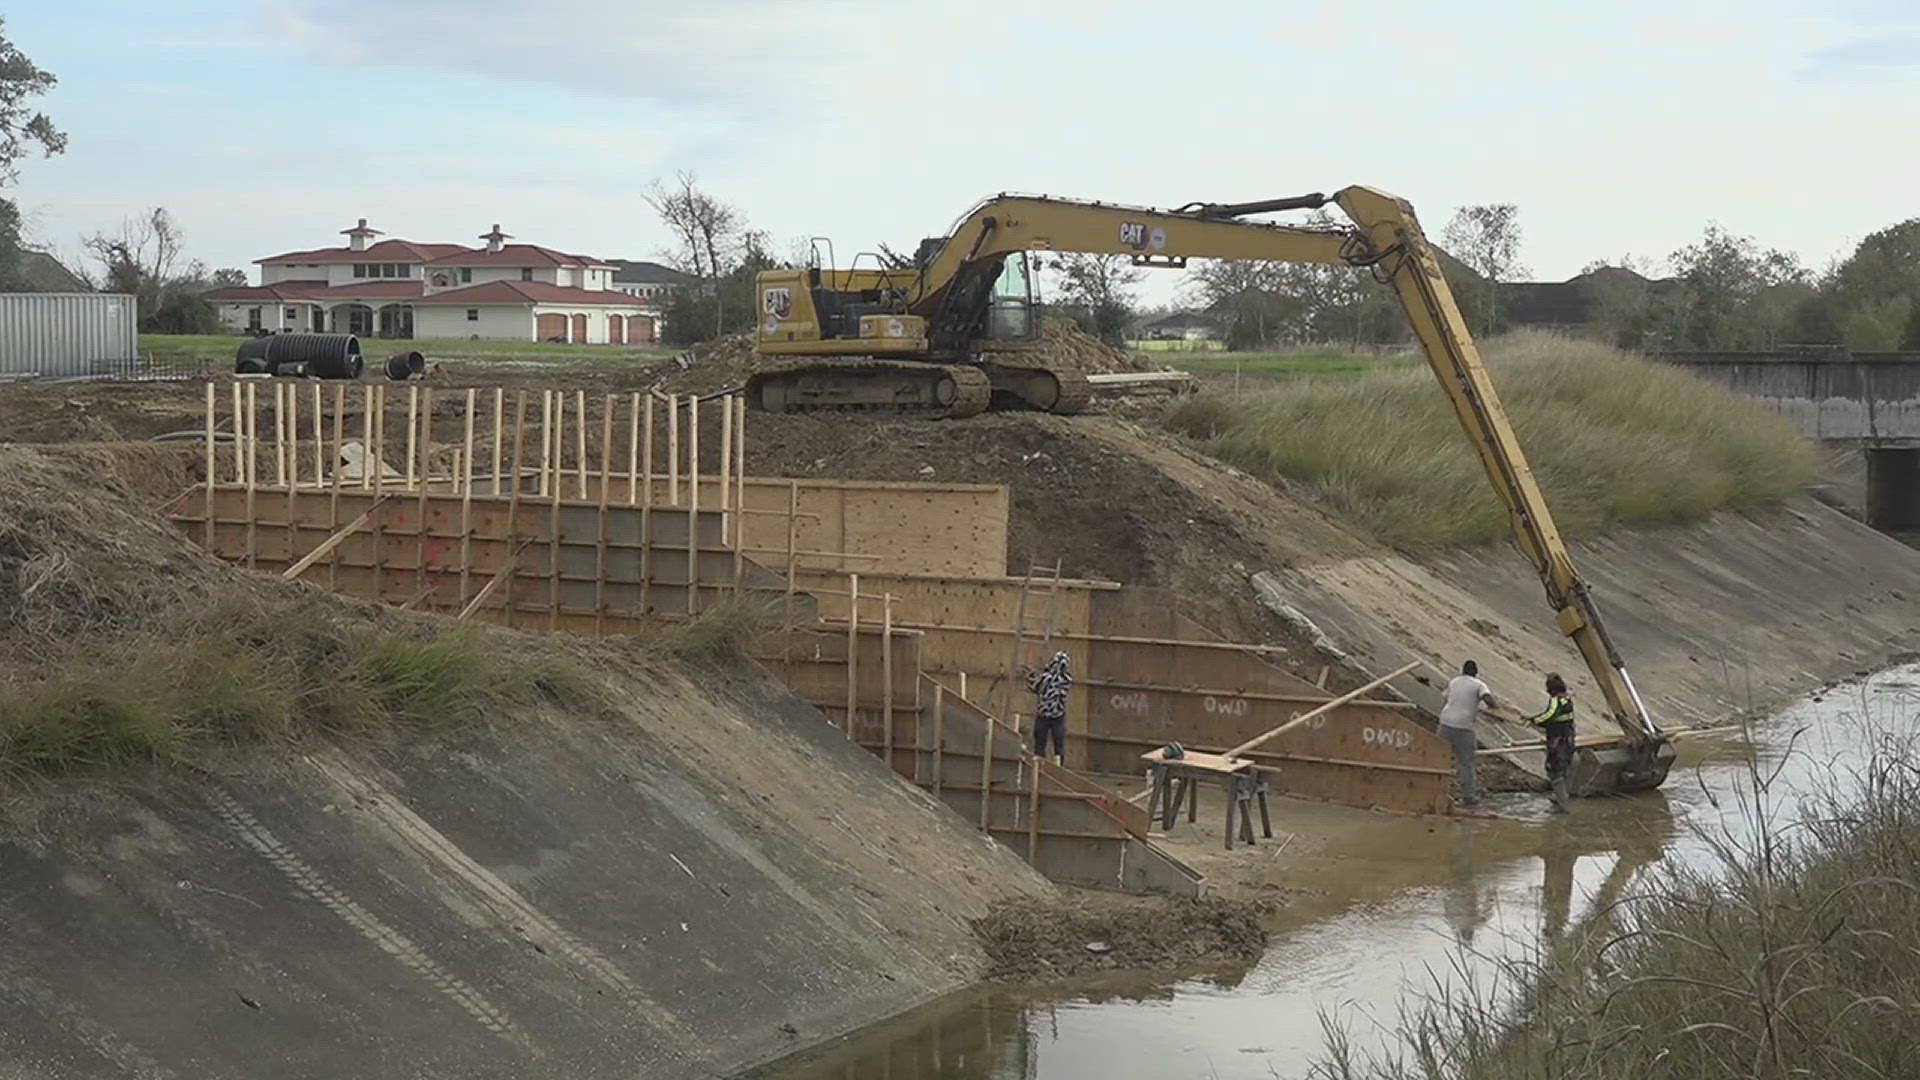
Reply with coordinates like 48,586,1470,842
1042,253,1143,344
1441,204,1526,332
0,18,65,290
659,229,786,347
1184,212,1400,349
83,208,223,333
645,171,743,339
1823,219,1920,350
211,267,248,287
1662,223,1808,349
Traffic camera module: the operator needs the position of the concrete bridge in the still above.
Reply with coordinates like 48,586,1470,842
1659,350,1920,531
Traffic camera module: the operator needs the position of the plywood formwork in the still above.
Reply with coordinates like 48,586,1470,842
799,572,1450,815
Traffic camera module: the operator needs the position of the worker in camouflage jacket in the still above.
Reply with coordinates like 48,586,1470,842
1025,650,1073,766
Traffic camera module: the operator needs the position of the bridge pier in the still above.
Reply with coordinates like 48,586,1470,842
1866,448,1920,533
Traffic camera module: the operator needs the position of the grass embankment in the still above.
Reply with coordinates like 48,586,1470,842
1156,347,1414,380
1161,332,1817,547
1316,738,1920,1079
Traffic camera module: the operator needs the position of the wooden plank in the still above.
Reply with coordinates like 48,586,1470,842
283,496,392,579
329,383,344,590
459,388,476,607
686,394,699,613
1226,661,1422,757
201,382,215,550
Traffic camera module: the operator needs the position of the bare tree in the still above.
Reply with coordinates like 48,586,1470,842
83,208,220,332
1044,253,1144,344
1442,204,1527,331
644,171,742,337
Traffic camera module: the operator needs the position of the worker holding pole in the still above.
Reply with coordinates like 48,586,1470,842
1024,650,1072,767
1530,672,1576,814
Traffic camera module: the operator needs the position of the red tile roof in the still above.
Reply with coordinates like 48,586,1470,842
208,280,426,302
254,239,474,265
423,244,609,269
413,281,656,307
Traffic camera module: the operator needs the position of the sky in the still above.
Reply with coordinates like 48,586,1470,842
6,0,1919,306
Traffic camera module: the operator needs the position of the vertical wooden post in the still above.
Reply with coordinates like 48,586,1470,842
371,386,387,600
505,390,527,628
201,382,215,551
404,384,418,489
244,381,257,570
548,399,564,630
627,390,640,506
595,392,613,634
491,387,505,496
959,671,968,701
412,388,433,604
882,591,895,771
782,479,798,673
285,380,297,561
718,392,732,553
330,383,344,591
273,382,287,488
932,682,945,798
360,384,373,490
311,383,323,489
978,702,995,831
230,381,244,483
845,573,860,740
640,392,653,615
538,390,552,497
1027,755,1041,862
574,389,588,500
732,395,746,596
459,388,476,609
666,393,679,506
686,394,700,615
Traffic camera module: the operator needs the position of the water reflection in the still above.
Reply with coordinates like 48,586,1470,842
759,668,1918,1080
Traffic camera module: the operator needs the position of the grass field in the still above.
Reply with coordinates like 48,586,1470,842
1159,347,1417,379
1162,331,1818,547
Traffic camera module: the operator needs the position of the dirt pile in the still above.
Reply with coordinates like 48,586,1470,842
982,318,1158,374
973,894,1269,982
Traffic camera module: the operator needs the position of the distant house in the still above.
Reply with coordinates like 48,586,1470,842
609,260,696,302
207,219,664,343
1140,310,1224,342
13,250,89,292
1491,267,1679,335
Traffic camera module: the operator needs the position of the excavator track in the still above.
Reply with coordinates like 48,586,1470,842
746,360,992,419
980,362,1094,415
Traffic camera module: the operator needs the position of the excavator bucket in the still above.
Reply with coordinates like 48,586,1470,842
1572,736,1677,796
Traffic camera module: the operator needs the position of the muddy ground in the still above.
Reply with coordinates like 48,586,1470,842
972,894,1270,982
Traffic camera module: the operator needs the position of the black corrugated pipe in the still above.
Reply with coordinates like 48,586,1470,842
384,351,426,380
234,334,364,379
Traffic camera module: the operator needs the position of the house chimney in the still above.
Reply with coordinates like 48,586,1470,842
340,217,383,253
480,224,513,255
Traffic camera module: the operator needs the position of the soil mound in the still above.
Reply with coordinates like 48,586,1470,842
973,894,1269,982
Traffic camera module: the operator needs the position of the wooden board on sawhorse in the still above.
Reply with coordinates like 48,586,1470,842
1140,747,1272,851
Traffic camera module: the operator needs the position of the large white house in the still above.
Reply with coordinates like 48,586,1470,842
208,220,665,344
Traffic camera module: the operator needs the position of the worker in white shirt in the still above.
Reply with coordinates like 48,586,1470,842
1438,660,1497,807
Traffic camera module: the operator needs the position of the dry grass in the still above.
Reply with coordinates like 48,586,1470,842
1161,332,1817,548
0,444,597,781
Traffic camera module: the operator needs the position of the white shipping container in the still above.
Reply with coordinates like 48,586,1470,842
0,292,140,378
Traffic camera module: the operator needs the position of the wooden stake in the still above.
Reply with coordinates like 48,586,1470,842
285,381,297,561
782,479,798,671
846,572,859,738
538,390,552,497
229,380,243,483
882,592,895,770
330,383,344,591
459,387,476,609
627,390,640,506
311,383,323,488
732,395,746,596
1027,753,1041,862
283,496,393,579
979,699,995,831
1224,660,1422,758
491,387,505,496
640,393,653,616
932,682,945,798
273,382,287,487
244,381,257,570
404,384,418,488
666,392,679,506
575,389,588,500
371,386,387,600
413,387,433,599
595,392,613,633
201,382,215,550
360,384,373,490
719,392,732,549
686,394,699,615
505,390,527,628
548,409,563,630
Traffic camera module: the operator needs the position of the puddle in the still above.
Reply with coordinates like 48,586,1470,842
756,667,1920,1079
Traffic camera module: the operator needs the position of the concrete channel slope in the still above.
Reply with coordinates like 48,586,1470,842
0,657,1048,1079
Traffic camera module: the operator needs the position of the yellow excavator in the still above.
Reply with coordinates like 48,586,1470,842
746,187,1675,795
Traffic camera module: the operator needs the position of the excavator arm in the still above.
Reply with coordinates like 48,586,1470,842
905,188,1671,787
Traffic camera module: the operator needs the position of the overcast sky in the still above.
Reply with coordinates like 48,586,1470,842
7,0,1918,303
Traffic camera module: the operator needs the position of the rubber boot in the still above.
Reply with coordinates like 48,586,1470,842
1550,777,1570,814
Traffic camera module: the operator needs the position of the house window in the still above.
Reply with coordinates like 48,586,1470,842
521,268,533,281
353,264,366,277
466,308,479,322
284,307,297,322
247,307,262,330
461,268,472,283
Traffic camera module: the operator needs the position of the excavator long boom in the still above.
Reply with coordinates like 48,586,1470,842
904,188,1670,788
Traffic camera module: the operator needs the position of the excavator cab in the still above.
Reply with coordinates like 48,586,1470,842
983,251,1036,343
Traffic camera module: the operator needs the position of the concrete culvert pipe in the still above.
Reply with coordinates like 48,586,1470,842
384,351,426,381
233,334,364,379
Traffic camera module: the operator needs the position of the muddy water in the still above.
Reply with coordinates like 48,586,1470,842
757,667,1920,1080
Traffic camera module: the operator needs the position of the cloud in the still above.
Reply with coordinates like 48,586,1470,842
1797,34,1920,81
